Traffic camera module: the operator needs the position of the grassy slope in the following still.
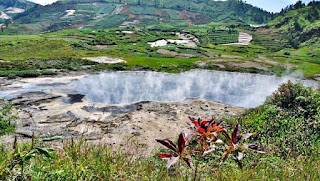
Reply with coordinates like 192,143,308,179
264,5,320,78
269,6,320,49
0,0,35,10
269,6,320,32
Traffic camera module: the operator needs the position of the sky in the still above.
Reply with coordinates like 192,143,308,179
27,0,318,12
243,0,317,12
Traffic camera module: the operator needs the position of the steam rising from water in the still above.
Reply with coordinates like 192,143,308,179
0,70,316,108
70,70,316,108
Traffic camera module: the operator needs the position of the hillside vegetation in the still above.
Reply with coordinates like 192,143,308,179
3,0,273,34
0,0,35,10
269,1,320,49
62,0,273,23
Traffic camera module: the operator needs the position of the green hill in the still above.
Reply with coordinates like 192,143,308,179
0,0,35,24
6,0,273,34
0,0,35,9
269,2,320,49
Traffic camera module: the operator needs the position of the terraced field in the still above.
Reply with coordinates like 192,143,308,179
208,30,239,45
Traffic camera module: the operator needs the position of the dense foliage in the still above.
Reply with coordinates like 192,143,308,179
269,2,320,48
240,82,320,156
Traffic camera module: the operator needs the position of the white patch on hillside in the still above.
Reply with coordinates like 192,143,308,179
148,40,168,47
92,2,102,7
65,10,75,17
27,0,60,6
120,20,140,27
122,31,133,34
148,32,199,48
250,24,266,28
84,56,126,64
6,7,25,14
0,11,11,19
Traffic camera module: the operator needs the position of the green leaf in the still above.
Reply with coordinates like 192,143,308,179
42,136,62,142
34,147,55,158
22,154,35,162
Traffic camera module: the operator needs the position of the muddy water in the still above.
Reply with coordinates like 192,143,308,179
70,70,317,108
1,70,315,108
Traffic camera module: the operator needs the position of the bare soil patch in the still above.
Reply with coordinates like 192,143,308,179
177,10,209,25
228,61,269,71
157,49,196,58
154,9,169,17
120,5,131,15
194,61,225,69
195,59,271,71
128,13,136,19
221,55,242,59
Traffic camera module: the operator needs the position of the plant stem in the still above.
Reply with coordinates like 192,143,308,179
21,161,24,180
194,151,203,181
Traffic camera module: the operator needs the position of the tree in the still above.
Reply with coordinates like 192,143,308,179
294,1,305,9
4,19,11,28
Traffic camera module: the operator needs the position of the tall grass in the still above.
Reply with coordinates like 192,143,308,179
0,100,17,135
0,139,319,180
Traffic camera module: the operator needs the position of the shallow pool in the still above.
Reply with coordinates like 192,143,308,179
0,70,317,108
70,70,317,108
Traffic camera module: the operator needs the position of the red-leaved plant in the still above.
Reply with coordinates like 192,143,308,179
221,124,266,163
156,116,266,180
155,131,193,169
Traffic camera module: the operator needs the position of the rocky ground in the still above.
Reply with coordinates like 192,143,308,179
0,74,245,156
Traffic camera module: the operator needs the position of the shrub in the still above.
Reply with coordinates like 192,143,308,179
40,70,57,76
92,63,128,71
284,51,291,55
266,81,313,109
241,81,320,156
